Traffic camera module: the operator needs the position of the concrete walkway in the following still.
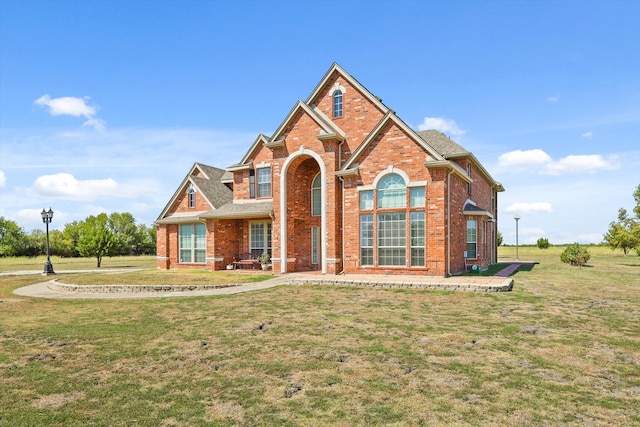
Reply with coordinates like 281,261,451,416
12,275,289,299
9,267,515,299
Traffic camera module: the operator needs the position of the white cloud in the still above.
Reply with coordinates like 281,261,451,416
417,117,466,136
28,173,120,201
498,149,619,175
0,170,5,187
498,149,552,167
34,94,106,131
505,202,554,214
547,94,560,102
545,154,619,175
82,117,107,132
582,131,593,138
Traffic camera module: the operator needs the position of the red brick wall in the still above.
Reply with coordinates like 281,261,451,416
448,159,497,274
268,109,342,273
173,186,210,212
212,219,241,269
342,122,450,276
309,72,386,167
156,225,169,269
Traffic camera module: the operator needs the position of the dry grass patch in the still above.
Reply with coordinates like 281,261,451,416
57,269,273,286
0,247,639,426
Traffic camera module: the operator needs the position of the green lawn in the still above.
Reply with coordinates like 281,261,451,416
1,246,639,426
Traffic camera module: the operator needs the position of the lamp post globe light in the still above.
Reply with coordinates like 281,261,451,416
514,214,521,261
41,207,55,275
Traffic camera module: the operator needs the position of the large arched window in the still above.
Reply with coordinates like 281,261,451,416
333,90,343,118
359,172,426,267
311,173,321,216
377,174,406,208
376,174,407,265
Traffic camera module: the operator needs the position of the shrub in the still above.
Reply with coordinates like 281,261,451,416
537,237,550,249
560,243,591,267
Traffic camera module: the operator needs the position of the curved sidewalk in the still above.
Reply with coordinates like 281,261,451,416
12,275,289,300
11,272,513,300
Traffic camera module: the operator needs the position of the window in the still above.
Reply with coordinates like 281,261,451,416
358,171,426,268
311,226,319,264
250,221,272,257
410,212,425,266
360,190,373,210
467,164,472,194
377,174,406,208
467,219,477,259
378,212,406,266
188,187,196,208
249,170,255,199
257,167,271,198
179,223,206,263
410,187,425,208
360,214,374,266
311,173,321,216
333,90,343,118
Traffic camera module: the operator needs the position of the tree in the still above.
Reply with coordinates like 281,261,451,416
0,217,28,257
604,185,640,255
561,243,591,267
604,207,640,256
536,237,550,249
136,224,157,255
497,231,503,247
24,229,46,257
76,213,116,267
108,212,140,255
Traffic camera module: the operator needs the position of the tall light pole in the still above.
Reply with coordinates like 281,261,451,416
514,214,521,261
41,207,55,275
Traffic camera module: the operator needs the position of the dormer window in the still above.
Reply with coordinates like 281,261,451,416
333,90,343,118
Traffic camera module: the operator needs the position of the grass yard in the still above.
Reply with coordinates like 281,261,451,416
1,246,639,426
0,255,157,272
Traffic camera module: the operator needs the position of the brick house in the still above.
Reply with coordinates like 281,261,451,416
156,63,504,276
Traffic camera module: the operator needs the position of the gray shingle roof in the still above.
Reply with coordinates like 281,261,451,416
201,201,273,219
416,130,469,158
192,163,233,209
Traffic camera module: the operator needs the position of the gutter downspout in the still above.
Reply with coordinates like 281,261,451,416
447,169,452,276
338,139,345,275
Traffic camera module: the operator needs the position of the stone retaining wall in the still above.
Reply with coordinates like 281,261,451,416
48,281,242,294
284,278,514,292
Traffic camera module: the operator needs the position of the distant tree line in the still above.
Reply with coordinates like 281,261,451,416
0,212,156,266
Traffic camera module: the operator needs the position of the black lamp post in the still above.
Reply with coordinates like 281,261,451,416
514,214,521,261
41,207,55,275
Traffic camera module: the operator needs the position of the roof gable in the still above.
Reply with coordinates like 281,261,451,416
342,112,446,170
233,134,270,169
306,63,390,115
270,100,345,142
156,163,232,220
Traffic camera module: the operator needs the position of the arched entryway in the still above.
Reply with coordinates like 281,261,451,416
280,147,327,274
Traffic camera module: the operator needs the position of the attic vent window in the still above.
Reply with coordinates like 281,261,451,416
333,90,343,118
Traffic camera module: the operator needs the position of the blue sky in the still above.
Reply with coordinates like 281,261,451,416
1,0,639,245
